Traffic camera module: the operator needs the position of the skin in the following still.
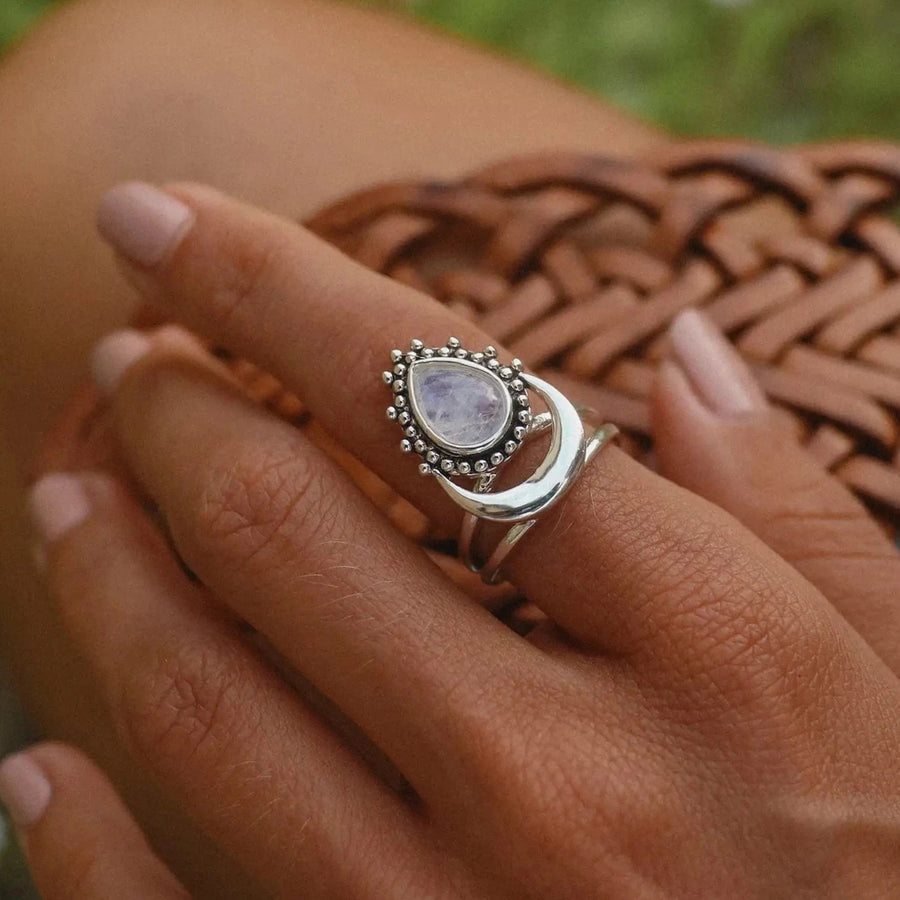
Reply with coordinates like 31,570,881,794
4,1,900,896
0,1,659,890
13,184,900,897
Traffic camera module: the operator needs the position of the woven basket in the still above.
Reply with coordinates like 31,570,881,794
162,141,900,616
296,142,900,527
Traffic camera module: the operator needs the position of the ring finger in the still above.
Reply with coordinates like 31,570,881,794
95,182,852,669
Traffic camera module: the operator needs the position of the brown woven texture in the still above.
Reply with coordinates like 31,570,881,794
217,139,900,617
120,139,900,621
297,141,900,535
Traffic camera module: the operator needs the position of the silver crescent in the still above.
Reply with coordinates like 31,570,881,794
433,372,587,523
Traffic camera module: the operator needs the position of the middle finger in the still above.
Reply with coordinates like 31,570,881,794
93,328,548,797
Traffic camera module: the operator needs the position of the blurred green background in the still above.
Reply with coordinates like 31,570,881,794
3,0,899,141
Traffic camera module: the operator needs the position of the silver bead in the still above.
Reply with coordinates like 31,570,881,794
487,358,500,370
454,348,468,358
405,352,417,364
516,394,529,406
426,450,440,464
386,406,398,420
422,348,435,358
511,358,523,371
518,410,531,424
382,370,394,384
391,349,403,363
510,378,524,392
400,439,412,453
437,346,451,357
458,461,471,474
505,441,518,454
514,426,526,440
418,462,432,476
414,439,427,453
484,345,497,358
474,460,488,473
440,459,455,473
490,452,504,466
395,395,406,408
393,363,407,376
410,338,424,351
392,379,405,393
448,336,461,349
499,366,513,379
470,352,485,364
405,425,418,438
398,411,411,426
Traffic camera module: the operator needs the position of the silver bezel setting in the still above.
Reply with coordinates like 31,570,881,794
384,338,530,477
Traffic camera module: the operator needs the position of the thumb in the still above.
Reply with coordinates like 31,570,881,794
653,309,900,673
0,743,189,899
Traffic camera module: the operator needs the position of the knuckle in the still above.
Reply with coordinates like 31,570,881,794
43,836,108,900
193,441,332,572
628,509,840,702
472,712,621,869
116,644,246,774
203,228,293,336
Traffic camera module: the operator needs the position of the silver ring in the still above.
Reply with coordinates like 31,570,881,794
383,337,618,583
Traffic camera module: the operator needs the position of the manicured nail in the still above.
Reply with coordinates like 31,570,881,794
0,754,51,829
669,309,767,417
27,473,92,545
97,182,194,267
90,329,152,395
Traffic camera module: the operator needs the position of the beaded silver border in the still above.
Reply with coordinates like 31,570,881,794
384,337,532,477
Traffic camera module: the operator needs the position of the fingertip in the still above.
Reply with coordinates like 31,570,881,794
97,182,195,268
651,359,715,443
668,309,768,418
27,472,93,546
90,328,153,396
0,751,52,830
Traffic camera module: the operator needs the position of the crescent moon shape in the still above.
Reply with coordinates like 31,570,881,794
434,372,587,523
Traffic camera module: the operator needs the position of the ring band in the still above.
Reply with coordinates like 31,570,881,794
459,420,619,584
383,337,618,583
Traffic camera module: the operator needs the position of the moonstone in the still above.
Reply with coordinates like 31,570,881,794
408,359,512,452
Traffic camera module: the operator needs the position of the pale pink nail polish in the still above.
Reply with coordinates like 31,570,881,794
27,473,92,544
97,182,194,267
669,309,767,418
90,329,152,395
0,754,52,829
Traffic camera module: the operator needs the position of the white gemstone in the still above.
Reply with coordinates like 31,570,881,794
408,358,512,453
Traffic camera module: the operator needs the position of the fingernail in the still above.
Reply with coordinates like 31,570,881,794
0,754,51,829
97,182,194,267
90,329,152,395
27,473,92,545
669,309,767,417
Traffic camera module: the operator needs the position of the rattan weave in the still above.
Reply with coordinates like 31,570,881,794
286,141,900,542
108,140,899,614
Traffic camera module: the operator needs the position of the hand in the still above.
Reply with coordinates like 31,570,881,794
10,181,900,898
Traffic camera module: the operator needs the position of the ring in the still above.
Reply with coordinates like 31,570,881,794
383,337,618,583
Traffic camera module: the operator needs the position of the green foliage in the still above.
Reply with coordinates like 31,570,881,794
0,0,53,49
3,0,898,141
404,0,900,142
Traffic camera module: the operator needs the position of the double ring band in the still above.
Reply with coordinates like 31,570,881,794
383,338,618,583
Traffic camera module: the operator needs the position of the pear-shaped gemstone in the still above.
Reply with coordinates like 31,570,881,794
408,358,512,453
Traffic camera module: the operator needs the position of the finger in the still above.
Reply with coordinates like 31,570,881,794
95,182,843,672
89,329,546,798
0,743,188,899
653,309,900,673
27,471,440,898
